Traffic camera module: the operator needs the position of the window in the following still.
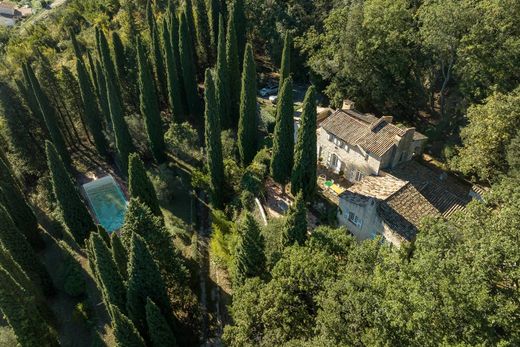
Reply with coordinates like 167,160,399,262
328,133,334,142
348,212,363,228
352,170,364,182
331,154,339,168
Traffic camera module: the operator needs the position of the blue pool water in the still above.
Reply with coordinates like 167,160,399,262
83,175,127,232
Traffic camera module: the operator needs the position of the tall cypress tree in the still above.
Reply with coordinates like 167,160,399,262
0,245,39,296
233,213,265,286
215,15,230,129
147,3,168,105
162,17,184,121
128,153,161,216
94,58,111,127
0,81,45,174
58,240,86,298
120,199,187,286
91,233,126,316
107,68,135,174
193,0,211,67
270,77,294,194
86,50,98,91
237,44,258,166
207,0,221,61
281,191,307,247
0,205,53,295
0,157,43,249
111,233,128,280
291,86,317,200
0,266,58,347
179,10,200,122
19,69,49,140
146,298,177,347
111,31,127,83
97,28,123,107
112,304,146,347
126,233,172,337
46,141,96,244
204,69,224,208
72,33,109,158
25,63,71,167
167,6,183,92
279,31,292,85
230,0,246,66
183,0,198,65
136,38,166,163
226,9,241,128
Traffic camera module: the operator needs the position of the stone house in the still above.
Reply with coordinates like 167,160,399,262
317,107,427,183
337,160,477,246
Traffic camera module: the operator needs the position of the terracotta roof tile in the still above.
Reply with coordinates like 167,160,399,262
320,110,408,157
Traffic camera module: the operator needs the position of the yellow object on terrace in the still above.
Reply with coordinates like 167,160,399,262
330,184,346,195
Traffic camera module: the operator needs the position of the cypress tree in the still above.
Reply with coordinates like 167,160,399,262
237,44,258,166
111,31,127,83
72,37,109,158
97,28,123,106
126,233,172,337
91,233,126,315
0,205,53,295
60,65,93,147
215,15,230,129
0,81,45,173
128,153,162,216
179,10,200,122
0,266,58,347
279,31,292,84
111,233,128,280
167,6,183,91
136,38,166,163
207,0,221,61
0,245,35,295
36,51,81,149
112,304,146,347
193,0,211,67
25,63,71,167
46,141,96,244
291,86,317,200
58,240,86,298
226,9,241,128
281,191,307,247
233,213,265,286
270,77,294,194
230,0,246,66
146,298,177,347
86,50,98,91
204,69,225,208
107,69,135,174
94,58,111,127
19,69,48,139
183,0,198,65
0,175,43,250
120,199,187,286
162,17,184,121
147,3,168,105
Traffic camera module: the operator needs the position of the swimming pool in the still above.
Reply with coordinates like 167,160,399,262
82,175,127,232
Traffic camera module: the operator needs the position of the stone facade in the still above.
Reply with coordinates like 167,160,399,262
317,109,427,183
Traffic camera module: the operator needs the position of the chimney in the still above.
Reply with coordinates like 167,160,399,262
382,115,393,123
342,99,355,110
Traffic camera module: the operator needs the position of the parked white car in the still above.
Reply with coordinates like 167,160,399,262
269,95,278,104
